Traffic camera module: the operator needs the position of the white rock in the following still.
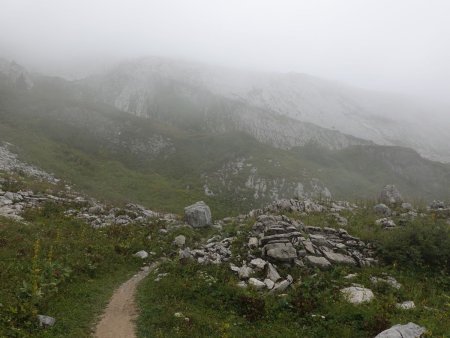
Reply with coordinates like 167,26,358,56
238,265,253,280
264,278,275,290
248,278,266,290
396,301,416,310
249,258,267,270
37,315,56,327
266,263,282,282
173,235,186,247
341,286,374,304
375,322,426,338
248,237,259,249
133,250,149,259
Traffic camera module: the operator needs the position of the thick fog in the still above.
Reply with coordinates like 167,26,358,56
1,0,450,109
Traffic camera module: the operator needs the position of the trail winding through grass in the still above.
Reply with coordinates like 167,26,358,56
94,262,158,338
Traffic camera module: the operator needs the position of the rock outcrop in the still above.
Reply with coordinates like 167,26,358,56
184,201,212,228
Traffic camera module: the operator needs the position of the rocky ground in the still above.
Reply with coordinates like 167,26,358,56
1,146,448,337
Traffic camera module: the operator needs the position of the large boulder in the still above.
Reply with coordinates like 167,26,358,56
184,201,212,228
374,203,392,216
379,185,403,205
375,322,426,338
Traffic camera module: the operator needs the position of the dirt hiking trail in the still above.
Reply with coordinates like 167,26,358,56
94,262,158,338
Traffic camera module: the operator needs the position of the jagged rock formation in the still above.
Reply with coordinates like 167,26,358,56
83,57,450,162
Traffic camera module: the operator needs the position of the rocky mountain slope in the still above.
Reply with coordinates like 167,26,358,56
84,57,450,162
0,59,449,217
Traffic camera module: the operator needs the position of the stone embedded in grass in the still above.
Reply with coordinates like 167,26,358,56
374,203,392,216
37,315,56,327
375,218,397,229
375,322,426,338
184,201,212,228
133,250,149,259
370,276,401,289
396,301,416,310
173,235,186,247
341,286,374,304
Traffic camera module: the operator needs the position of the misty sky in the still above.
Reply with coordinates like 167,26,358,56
1,0,450,105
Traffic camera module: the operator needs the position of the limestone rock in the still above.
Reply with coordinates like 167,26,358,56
341,286,374,304
379,185,403,205
375,322,426,338
184,201,212,227
263,242,297,262
248,278,266,290
133,250,149,259
305,256,331,269
173,235,186,247
37,315,56,327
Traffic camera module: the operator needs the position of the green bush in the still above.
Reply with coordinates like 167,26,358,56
377,218,450,273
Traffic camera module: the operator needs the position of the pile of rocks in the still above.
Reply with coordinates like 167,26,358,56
0,189,58,221
0,144,58,183
179,236,234,265
249,214,376,269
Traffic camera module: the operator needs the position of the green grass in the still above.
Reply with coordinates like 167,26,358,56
0,200,155,337
136,206,450,338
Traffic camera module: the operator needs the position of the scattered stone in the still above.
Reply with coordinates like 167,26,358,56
341,286,374,304
270,279,291,294
249,258,267,270
248,278,266,290
133,250,149,259
236,281,247,288
266,263,282,282
264,278,275,290
376,218,397,229
37,315,56,327
173,235,186,247
238,264,253,280
184,201,212,227
248,237,258,249
374,203,392,216
396,301,416,310
379,185,403,205
370,276,401,289
375,322,426,338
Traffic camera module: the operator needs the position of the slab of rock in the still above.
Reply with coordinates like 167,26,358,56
396,301,415,310
341,286,374,304
264,278,275,290
263,242,297,262
305,256,331,269
248,278,266,290
266,263,282,282
184,201,211,227
375,322,426,338
323,251,356,265
133,250,149,259
270,279,291,294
